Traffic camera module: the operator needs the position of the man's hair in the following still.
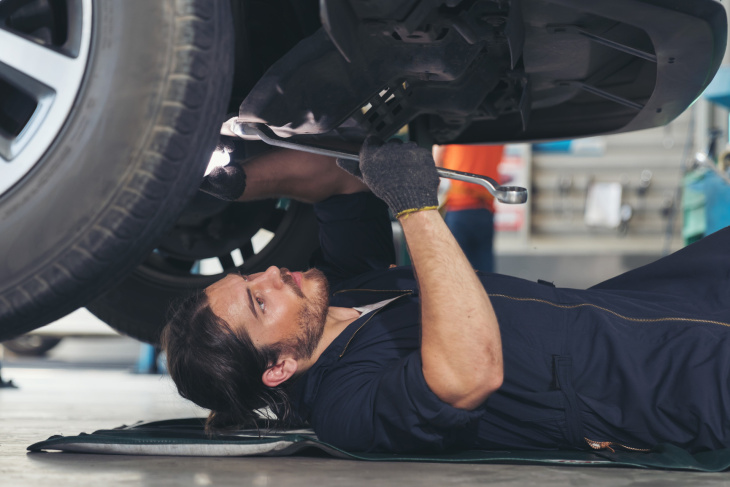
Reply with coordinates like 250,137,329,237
161,290,292,433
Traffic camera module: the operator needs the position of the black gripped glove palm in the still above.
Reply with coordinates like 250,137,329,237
199,161,247,201
337,136,440,219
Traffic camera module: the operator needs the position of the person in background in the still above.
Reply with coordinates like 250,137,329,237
433,144,504,273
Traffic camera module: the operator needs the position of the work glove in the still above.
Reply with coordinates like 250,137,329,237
337,136,440,219
199,161,247,201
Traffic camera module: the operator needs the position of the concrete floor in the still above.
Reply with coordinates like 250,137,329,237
1,338,729,486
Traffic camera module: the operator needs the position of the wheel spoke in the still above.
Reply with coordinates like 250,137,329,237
0,28,82,93
240,240,255,260
218,254,235,270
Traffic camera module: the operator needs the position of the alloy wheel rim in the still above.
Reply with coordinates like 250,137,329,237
0,0,92,196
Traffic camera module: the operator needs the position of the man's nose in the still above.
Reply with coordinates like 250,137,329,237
261,266,283,289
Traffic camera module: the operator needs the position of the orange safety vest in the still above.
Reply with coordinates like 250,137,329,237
441,145,504,212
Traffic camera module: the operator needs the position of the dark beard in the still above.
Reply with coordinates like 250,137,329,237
284,268,330,360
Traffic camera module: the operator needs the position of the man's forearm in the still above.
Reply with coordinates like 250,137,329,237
237,149,369,203
399,210,503,410
336,137,501,409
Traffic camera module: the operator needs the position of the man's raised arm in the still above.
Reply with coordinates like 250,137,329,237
338,138,503,410
200,147,368,203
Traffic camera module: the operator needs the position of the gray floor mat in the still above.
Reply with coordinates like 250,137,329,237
27,418,730,471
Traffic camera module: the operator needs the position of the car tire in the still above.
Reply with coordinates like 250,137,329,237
0,0,234,340
87,198,320,345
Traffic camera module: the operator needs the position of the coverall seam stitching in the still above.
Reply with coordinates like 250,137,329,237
487,294,730,328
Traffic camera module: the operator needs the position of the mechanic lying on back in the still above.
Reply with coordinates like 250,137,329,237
162,137,730,454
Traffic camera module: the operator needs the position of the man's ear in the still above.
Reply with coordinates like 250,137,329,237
262,357,298,388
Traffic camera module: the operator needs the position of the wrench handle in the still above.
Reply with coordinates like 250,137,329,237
231,122,527,204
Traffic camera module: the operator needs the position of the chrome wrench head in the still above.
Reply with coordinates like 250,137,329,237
495,186,529,204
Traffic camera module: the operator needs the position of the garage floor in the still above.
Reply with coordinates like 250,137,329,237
1,337,728,486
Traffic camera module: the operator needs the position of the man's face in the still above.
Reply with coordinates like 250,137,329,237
206,266,329,359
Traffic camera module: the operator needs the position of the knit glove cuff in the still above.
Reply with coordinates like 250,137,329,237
376,180,440,219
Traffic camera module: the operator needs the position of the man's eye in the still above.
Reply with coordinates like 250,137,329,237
257,298,265,311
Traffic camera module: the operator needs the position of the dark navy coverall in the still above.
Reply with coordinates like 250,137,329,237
288,192,730,454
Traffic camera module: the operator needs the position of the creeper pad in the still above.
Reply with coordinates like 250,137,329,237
26,418,730,471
